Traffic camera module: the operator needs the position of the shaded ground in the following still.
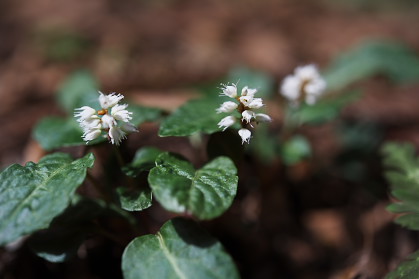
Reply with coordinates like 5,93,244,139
1,0,419,278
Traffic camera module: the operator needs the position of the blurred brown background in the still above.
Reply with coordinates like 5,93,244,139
1,0,419,167
1,0,419,278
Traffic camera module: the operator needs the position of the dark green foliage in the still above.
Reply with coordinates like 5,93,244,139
116,187,153,212
122,218,240,279
148,153,238,220
324,40,419,91
382,143,419,230
29,195,134,262
386,250,419,279
0,153,94,246
158,97,227,137
123,147,164,177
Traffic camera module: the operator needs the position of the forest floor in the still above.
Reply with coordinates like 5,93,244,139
1,0,419,278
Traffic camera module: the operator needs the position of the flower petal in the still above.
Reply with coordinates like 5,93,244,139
82,128,102,142
248,98,264,109
99,91,124,109
241,86,257,97
255,113,272,123
239,95,253,106
220,84,238,98
120,122,138,133
216,101,238,113
238,128,251,144
217,115,236,131
242,110,255,123
111,104,132,122
74,106,96,121
109,126,127,146
280,75,301,101
101,114,116,129
295,64,320,80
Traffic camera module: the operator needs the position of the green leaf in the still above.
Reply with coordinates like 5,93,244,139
116,187,153,212
57,70,100,113
123,147,164,177
382,143,419,230
148,153,238,220
33,116,85,150
386,250,419,279
129,104,163,126
158,98,226,137
280,135,311,165
324,40,419,91
289,91,360,125
122,218,240,279
29,195,135,262
0,153,94,246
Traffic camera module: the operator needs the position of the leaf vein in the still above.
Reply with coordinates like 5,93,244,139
1,161,73,231
156,232,188,279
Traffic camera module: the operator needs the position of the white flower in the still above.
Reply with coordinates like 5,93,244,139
242,110,255,123
111,104,132,122
82,128,102,142
216,83,271,145
75,91,138,146
220,84,238,98
295,64,320,80
75,106,97,122
98,91,124,109
120,123,138,133
280,76,301,101
239,95,253,106
248,98,264,109
216,101,238,113
241,86,257,97
80,115,101,129
238,128,251,144
218,116,236,131
109,126,126,146
101,114,116,129
305,78,327,104
280,64,327,105
255,113,272,123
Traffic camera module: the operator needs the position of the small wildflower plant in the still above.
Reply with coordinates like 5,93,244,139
216,83,271,144
75,92,138,145
0,55,367,279
280,64,327,106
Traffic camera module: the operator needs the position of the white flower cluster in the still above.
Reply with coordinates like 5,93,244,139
280,64,327,105
216,84,271,144
74,92,138,146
